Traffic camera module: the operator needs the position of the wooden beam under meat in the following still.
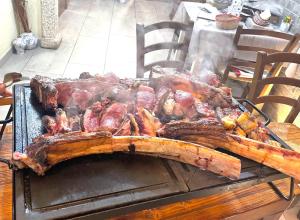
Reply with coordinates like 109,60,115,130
11,131,241,180
181,134,300,180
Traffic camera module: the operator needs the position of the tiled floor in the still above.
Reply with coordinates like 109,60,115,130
0,0,173,118
0,0,173,81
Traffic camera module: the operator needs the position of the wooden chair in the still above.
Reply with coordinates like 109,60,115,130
222,25,300,97
247,51,300,201
248,51,300,124
136,21,192,78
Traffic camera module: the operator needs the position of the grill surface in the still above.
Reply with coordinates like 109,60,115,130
13,84,286,220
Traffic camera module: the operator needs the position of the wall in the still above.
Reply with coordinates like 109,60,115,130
277,0,300,33
0,0,18,61
26,0,42,37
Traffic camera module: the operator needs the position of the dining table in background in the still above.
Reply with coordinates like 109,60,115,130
172,2,295,74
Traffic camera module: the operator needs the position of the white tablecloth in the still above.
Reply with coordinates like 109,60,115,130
173,2,290,75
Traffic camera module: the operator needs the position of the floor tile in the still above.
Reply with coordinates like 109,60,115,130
69,36,108,66
136,11,158,25
22,69,62,79
80,16,111,38
106,35,137,62
104,59,136,78
59,10,86,25
0,51,34,78
152,1,173,14
135,0,156,13
68,0,92,15
23,43,74,75
59,11,86,44
63,63,104,78
113,0,135,18
87,4,114,19
111,15,136,37
144,30,167,46
145,49,169,65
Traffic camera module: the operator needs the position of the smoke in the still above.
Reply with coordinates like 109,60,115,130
189,30,235,79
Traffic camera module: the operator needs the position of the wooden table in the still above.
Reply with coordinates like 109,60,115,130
0,123,299,220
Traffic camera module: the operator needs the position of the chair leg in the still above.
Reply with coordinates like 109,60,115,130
268,177,295,201
0,105,13,141
241,83,250,99
169,0,181,20
222,66,230,83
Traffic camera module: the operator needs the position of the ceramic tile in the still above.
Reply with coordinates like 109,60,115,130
59,11,86,44
59,10,86,26
106,35,137,62
104,59,136,78
144,30,166,46
63,63,104,78
21,69,62,79
136,11,158,25
0,50,34,75
135,0,156,13
113,0,135,17
69,36,108,66
156,10,172,22
87,4,114,19
90,0,115,8
68,0,92,15
23,43,74,75
152,1,173,14
111,16,136,37
145,49,169,65
60,26,82,44
80,16,111,38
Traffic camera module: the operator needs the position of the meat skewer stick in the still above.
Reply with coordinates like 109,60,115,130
181,134,300,180
11,131,241,180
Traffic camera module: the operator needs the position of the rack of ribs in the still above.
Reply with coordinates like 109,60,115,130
11,70,300,181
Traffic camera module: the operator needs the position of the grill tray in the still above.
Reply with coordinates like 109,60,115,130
13,84,286,220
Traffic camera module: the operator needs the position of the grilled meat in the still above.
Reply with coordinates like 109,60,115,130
98,103,127,133
134,108,161,136
157,117,225,138
30,75,130,112
150,74,233,108
42,108,71,135
83,100,110,132
136,85,156,111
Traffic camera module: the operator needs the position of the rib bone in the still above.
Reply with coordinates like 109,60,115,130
11,131,241,179
181,134,300,180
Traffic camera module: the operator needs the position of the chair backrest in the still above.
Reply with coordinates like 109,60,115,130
248,51,300,123
136,21,193,78
233,25,299,54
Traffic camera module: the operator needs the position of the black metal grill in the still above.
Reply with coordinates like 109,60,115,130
11,84,292,220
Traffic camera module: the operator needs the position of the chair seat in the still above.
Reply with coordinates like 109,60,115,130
228,68,269,83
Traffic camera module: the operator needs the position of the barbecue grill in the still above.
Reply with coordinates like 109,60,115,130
0,84,294,219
